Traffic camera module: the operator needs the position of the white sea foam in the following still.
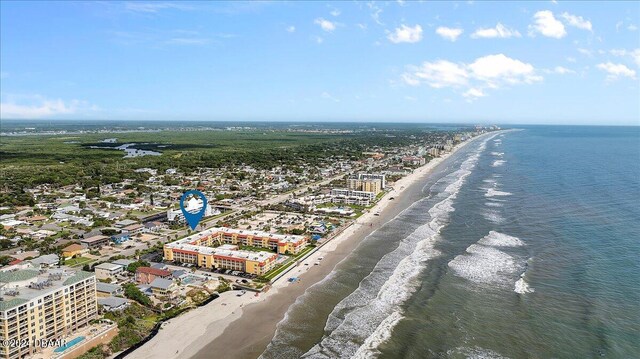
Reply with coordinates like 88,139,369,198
492,159,506,167
514,277,535,294
478,231,524,247
301,137,492,359
448,232,525,285
482,209,505,224
485,201,503,208
485,188,512,197
448,244,519,284
491,151,504,157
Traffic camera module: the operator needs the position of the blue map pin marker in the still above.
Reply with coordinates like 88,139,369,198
180,190,208,230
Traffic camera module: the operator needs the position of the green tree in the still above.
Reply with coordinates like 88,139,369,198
122,283,152,307
126,260,150,273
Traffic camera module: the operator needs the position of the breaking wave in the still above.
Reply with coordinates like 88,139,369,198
448,231,525,286
300,136,495,359
485,188,513,197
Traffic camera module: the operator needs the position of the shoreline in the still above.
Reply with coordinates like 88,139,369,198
127,132,495,359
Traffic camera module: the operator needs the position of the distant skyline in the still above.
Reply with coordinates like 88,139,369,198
1,1,639,125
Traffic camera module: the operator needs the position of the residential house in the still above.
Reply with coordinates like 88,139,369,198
149,278,177,299
135,267,171,285
112,259,135,268
98,297,130,312
62,243,87,259
96,282,124,297
81,235,110,249
123,223,144,236
143,221,165,233
110,233,130,244
30,254,59,268
114,219,137,228
94,262,124,282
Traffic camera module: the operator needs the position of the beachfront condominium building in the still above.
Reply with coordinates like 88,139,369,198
330,188,376,206
163,227,309,276
347,174,385,195
356,173,386,189
347,178,382,195
0,269,97,359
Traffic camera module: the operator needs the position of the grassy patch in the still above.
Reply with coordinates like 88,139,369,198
64,256,93,267
239,245,276,253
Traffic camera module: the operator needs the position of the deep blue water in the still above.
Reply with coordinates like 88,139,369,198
260,126,640,359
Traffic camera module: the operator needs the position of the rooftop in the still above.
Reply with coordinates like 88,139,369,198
150,277,174,290
0,269,39,283
62,243,85,252
0,269,95,312
82,235,109,243
98,296,129,309
94,262,123,271
136,267,171,277
112,259,135,267
96,282,122,293
164,227,302,263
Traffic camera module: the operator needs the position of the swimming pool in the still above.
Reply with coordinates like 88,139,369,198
54,336,85,353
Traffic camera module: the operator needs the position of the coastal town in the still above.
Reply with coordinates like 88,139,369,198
0,125,497,359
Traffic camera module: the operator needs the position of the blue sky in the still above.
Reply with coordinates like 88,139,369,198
1,1,639,125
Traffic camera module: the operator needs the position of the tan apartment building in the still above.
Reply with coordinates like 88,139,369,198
0,270,97,359
163,227,308,276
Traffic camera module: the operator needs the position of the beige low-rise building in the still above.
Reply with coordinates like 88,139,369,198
163,227,309,276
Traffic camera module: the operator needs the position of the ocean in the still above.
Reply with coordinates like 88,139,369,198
258,126,640,359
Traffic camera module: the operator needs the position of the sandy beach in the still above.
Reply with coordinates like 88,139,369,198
128,133,488,359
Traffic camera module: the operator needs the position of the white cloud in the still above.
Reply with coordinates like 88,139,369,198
388,24,423,43
286,26,296,33
402,54,542,99
469,54,542,84
597,62,636,80
463,88,485,98
314,36,324,44
560,12,593,31
408,60,469,88
436,26,464,41
577,48,593,57
609,48,640,67
401,73,421,86
314,18,336,32
330,8,341,17
367,2,384,26
628,24,638,31
0,95,97,119
321,92,340,102
545,66,576,75
471,23,521,39
529,10,566,38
